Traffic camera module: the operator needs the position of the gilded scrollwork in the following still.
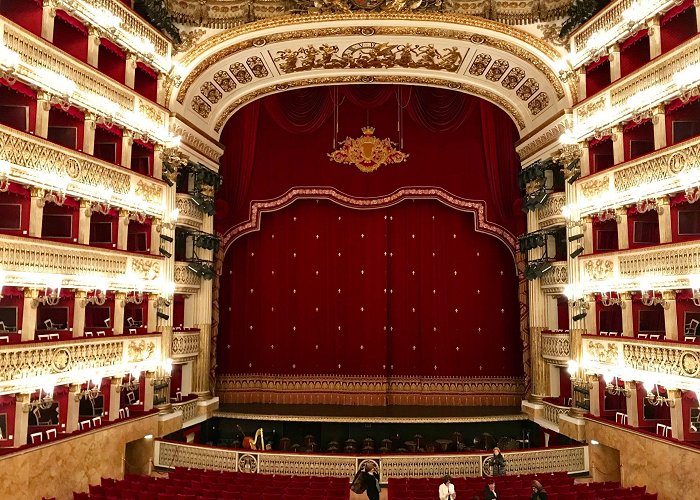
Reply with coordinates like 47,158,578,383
135,180,163,203
273,42,463,73
586,341,618,365
583,259,614,281
127,340,156,363
580,177,609,199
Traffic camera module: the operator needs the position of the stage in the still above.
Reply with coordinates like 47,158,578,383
215,403,526,423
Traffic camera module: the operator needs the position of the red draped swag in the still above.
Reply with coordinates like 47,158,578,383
216,85,525,400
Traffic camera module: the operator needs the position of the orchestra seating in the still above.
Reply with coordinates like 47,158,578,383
74,468,349,500
388,472,656,500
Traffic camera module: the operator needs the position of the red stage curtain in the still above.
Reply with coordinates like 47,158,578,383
218,199,522,378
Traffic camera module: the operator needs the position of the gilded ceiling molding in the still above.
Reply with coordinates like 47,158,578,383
180,13,560,66
174,14,571,105
212,74,527,132
218,186,518,257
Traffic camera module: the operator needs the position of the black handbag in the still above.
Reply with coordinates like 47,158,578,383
350,471,366,494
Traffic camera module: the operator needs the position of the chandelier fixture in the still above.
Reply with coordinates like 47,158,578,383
601,291,621,307
0,160,11,192
644,382,675,407
328,126,409,173
604,374,631,397
29,386,55,411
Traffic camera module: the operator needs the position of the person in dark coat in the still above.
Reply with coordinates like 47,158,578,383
362,463,380,500
531,480,548,500
491,447,506,476
483,479,498,500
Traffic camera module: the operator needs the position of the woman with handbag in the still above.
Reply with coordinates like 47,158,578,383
351,463,380,500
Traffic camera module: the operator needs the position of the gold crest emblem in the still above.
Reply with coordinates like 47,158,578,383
328,126,409,173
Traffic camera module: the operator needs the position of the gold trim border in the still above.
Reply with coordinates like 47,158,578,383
175,16,570,107
213,411,528,423
213,75,527,132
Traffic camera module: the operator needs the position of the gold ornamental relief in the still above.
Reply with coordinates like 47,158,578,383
584,259,614,281
328,126,408,172
135,180,163,203
580,177,609,198
127,340,156,362
273,42,463,73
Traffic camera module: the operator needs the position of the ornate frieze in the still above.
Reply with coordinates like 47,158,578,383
216,374,526,406
582,337,700,390
537,192,566,228
176,194,205,230
155,441,588,478
541,332,571,365
174,261,202,293
578,241,700,291
172,331,201,361
540,262,567,293
0,334,161,395
0,234,163,291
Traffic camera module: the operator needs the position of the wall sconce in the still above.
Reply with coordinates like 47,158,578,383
639,281,668,308
643,381,675,407
0,42,21,85
673,63,700,103
118,370,140,392
83,288,107,307
567,360,592,389
689,275,700,306
603,373,631,397
76,376,102,401
85,188,113,216
39,175,71,208
596,208,620,223
565,285,590,321
28,384,55,411
124,290,144,305
601,291,622,307
31,277,63,307
0,159,11,192
155,208,179,232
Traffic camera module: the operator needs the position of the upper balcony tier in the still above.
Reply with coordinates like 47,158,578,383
569,0,689,69
0,19,175,146
571,33,700,143
52,0,171,72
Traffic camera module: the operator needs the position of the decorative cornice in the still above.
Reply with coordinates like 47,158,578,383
219,187,518,257
214,410,527,424
212,74,528,132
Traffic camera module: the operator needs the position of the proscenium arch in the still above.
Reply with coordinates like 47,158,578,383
170,13,576,140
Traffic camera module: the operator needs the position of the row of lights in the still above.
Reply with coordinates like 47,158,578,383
566,361,677,406
564,277,700,309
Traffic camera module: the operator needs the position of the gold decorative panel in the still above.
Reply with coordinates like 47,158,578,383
528,92,550,116
468,53,492,75
501,67,525,89
0,334,161,395
201,81,223,104
542,332,571,365
246,56,270,78
214,70,238,91
516,78,539,100
485,59,509,81
192,96,212,118
172,331,201,361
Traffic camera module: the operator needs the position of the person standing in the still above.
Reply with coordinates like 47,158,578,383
483,480,498,500
362,463,381,500
491,447,506,476
530,480,548,500
439,475,456,500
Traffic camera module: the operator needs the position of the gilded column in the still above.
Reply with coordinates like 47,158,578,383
648,17,662,59
150,219,161,256
616,208,629,250
668,389,685,440
14,394,30,447
21,289,38,341
143,371,155,411
624,380,640,427
662,290,678,340
584,294,597,334
621,292,634,337
114,292,125,335
156,73,167,106
117,210,129,250
577,67,586,102
608,44,621,82
125,53,137,88
652,105,667,150
87,27,101,68
121,130,133,169
29,187,45,237
658,196,672,244
192,211,214,396
583,216,593,254
83,112,96,156
72,290,86,337
66,384,81,433
108,377,121,421
611,125,624,165
580,141,590,177
78,200,91,245
35,91,51,139
527,210,549,398
153,144,164,180
41,0,56,42
587,374,601,417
